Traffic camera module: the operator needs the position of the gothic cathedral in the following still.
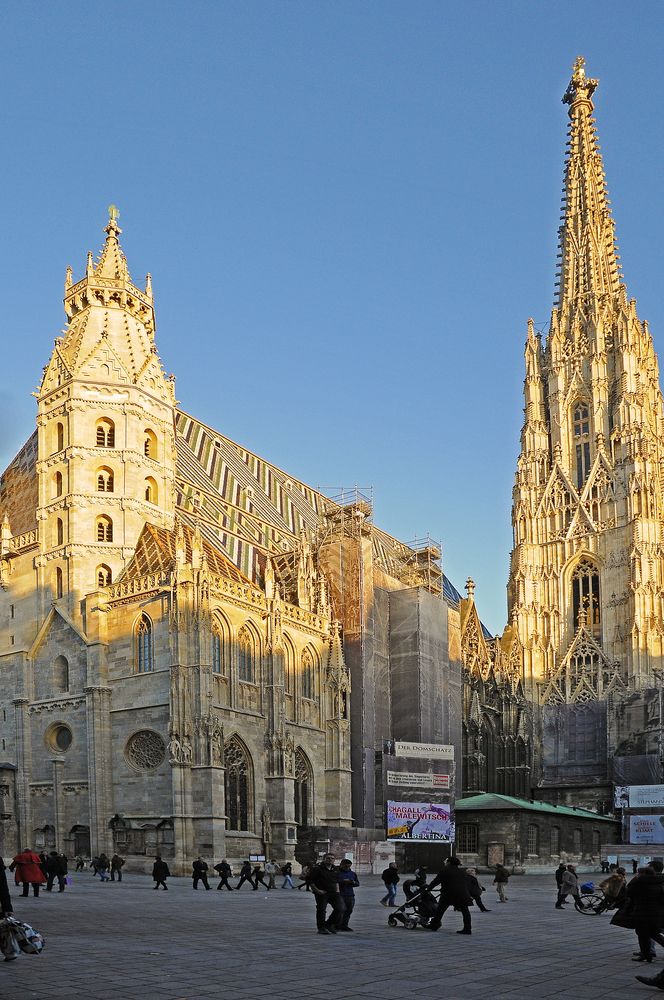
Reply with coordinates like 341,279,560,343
508,58,664,809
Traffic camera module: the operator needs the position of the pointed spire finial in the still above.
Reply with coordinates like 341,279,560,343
563,56,598,109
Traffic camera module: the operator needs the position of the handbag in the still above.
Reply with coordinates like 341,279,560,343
0,919,21,960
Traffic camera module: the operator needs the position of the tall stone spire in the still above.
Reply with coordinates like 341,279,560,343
556,57,623,309
40,207,173,404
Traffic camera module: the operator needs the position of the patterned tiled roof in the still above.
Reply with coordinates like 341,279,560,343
0,432,38,536
122,520,251,584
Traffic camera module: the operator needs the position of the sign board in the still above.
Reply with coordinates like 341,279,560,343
630,815,664,844
386,771,450,789
614,786,630,809
386,800,453,842
393,741,455,760
629,785,664,809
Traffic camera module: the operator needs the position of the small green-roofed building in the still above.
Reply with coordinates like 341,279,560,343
455,794,620,872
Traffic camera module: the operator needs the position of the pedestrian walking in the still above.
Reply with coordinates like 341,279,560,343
214,859,234,890
192,857,211,890
252,864,271,890
466,867,490,912
265,859,280,889
44,851,67,892
281,862,295,889
110,854,125,882
493,863,510,902
97,853,111,882
38,851,48,878
627,866,664,963
380,862,400,907
554,862,567,906
632,858,639,875
152,855,170,890
309,853,345,935
236,860,256,890
555,864,580,908
0,859,13,916
90,856,100,877
75,855,85,872
426,856,473,935
337,858,359,931
295,863,310,890
9,849,46,897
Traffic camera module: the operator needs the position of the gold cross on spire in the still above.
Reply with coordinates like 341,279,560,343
108,204,120,223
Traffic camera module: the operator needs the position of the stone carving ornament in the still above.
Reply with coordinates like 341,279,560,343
125,729,166,771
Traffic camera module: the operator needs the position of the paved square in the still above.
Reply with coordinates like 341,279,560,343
0,873,656,998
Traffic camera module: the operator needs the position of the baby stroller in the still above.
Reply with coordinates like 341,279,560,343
388,885,439,929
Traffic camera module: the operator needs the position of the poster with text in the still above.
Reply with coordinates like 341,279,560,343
629,785,664,809
630,814,664,844
386,801,452,841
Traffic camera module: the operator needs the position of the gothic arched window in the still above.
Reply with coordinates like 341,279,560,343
96,418,115,448
135,614,154,673
144,477,158,504
96,515,113,542
572,559,601,638
144,429,157,459
96,564,112,588
238,625,258,683
54,655,69,692
301,647,315,700
55,423,64,453
224,737,252,831
53,471,63,498
294,747,313,828
572,402,591,488
56,518,64,546
55,567,63,599
212,614,230,675
97,467,114,492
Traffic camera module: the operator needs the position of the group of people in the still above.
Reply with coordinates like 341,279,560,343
154,858,311,892
2,849,69,897
607,859,664,991
89,853,125,882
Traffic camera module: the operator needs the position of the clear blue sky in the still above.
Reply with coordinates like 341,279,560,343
1,1,664,633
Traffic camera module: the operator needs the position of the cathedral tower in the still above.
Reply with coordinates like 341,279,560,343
508,59,664,804
36,210,176,617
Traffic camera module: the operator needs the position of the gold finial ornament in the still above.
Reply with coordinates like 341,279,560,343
108,204,120,223
563,55,598,107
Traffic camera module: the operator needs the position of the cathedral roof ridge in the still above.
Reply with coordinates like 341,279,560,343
555,57,624,310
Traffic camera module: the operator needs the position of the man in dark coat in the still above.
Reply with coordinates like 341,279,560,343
45,850,67,892
152,855,170,889
0,859,12,916
626,866,664,964
309,853,345,934
554,862,567,907
427,856,473,934
236,860,256,890
192,857,211,890
214,859,234,890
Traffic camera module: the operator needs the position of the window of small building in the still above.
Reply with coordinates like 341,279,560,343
592,830,601,855
96,418,115,448
135,614,154,673
573,828,582,854
550,825,561,855
527,823,539,855
457,823,479,854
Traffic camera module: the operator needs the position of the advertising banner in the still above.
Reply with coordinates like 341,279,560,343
614,786,630,809
629,785,664,809
386,800,453,841
393,741,455,760
386,771,450,789
630,815,664,844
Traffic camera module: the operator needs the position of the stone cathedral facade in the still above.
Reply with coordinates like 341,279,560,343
0,212,470,871
507,58,664,810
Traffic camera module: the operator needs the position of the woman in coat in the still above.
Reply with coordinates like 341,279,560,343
9,848,46,897
626,866,664,962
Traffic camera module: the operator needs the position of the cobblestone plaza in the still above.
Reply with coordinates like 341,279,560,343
0,873,655,999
